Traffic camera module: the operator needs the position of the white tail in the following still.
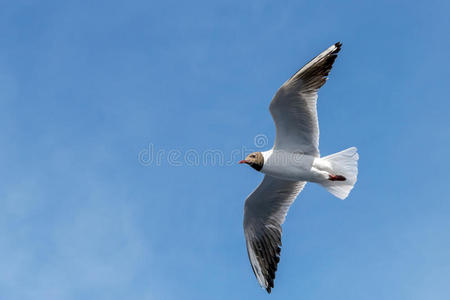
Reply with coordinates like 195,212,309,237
320,147,359,200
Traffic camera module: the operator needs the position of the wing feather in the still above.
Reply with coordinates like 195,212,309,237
243,176,306,293
269,42,342,156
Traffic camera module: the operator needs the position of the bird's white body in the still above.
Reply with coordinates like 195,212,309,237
261,150,329,183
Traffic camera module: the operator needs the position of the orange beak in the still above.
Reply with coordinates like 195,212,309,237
238,160,247,164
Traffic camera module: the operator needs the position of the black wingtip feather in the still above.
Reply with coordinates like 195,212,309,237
285,41,343,93
333,42,342,54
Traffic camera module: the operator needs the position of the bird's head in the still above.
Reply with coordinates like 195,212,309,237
239,152,264,171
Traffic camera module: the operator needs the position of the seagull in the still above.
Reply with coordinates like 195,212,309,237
239,42,359,293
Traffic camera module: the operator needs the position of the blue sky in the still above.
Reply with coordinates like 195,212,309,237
1,0,449,299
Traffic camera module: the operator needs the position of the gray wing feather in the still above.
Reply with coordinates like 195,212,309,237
270,42,342,156
243,176,306,293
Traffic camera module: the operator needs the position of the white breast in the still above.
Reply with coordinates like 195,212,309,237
261,150,316,181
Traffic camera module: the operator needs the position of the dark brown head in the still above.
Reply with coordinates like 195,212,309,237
239,152,264,171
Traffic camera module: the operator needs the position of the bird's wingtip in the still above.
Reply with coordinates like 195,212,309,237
333,41,342,52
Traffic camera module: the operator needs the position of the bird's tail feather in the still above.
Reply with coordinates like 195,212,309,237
320,147,359,200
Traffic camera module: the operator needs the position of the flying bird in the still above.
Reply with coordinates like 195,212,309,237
239,42,359,293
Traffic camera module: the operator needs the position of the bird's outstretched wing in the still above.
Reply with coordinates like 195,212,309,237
243,176,306,293
269,42,342,156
